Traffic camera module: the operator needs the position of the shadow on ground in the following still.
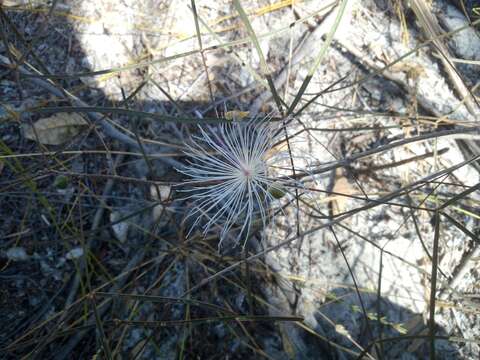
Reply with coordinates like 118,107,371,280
0,2,465,359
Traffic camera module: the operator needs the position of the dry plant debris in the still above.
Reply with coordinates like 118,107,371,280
0,0,480,359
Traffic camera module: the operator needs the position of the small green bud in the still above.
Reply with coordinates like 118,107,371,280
54,175,69,189
268,183,286,199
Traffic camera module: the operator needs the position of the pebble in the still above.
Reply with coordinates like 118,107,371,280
110,211,129,243
6,247,29,261
65,247,84,260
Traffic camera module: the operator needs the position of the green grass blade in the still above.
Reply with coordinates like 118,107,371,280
429,210,440,359
233,0,284,112
288,0,348,114
28,106,229,124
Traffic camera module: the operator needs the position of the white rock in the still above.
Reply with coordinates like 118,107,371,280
110,211,129,243
151,204,170,228
6,247,28,261
150,185,172,202
65,247,84,260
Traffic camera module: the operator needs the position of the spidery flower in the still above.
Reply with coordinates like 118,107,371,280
178,119,283,247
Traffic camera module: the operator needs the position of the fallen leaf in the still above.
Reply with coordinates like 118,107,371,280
22,113,88,145
329,169,355,216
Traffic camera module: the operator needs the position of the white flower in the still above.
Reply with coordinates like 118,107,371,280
178,119,282,247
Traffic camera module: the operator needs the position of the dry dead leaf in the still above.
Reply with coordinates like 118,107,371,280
329,169,355,216
22,113,88,145
0,160,4,175
224,110,250,120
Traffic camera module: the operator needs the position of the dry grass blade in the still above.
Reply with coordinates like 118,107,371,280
233,0,269,76
355,334,479,360
233,0,284,112
182,151,480,297
409,0,480,116
439,181,480,210
439,212,480,296
28,106,227,125
96,292,237,315
190,0,214,105
109,314,304,327
428,210,441,359
3,1,480,358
